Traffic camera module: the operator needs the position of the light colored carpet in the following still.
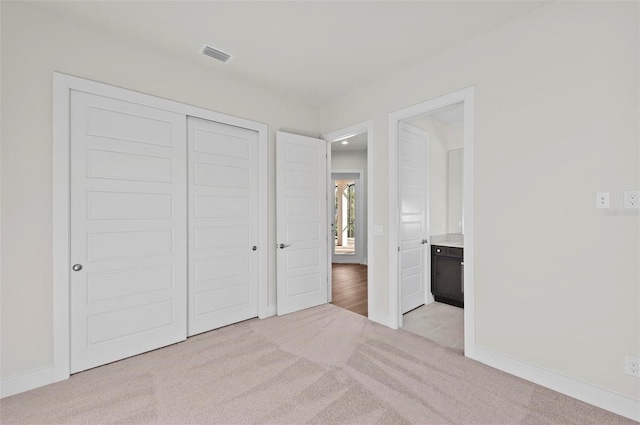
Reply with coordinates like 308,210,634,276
0,304,634,424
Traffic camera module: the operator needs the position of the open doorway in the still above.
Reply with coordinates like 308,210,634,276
334,179,356,256
332,172,362,262
400,103,465,351
323,123,373,318
388,87,474,355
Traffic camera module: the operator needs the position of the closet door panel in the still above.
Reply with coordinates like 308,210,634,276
187,117,259,336
70,91,187,373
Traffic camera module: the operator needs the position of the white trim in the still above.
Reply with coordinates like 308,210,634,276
331,169,363,265
472,346,640,422
256,116,269,322
388,87,475,339
52,72,269,388
461,92,476,356
52,74,71,383
266,305,277,317
326,139,333,301
368,309,390,327
322,120,374,320
1,367,55,398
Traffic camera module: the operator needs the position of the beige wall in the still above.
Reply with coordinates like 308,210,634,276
2,0,639,404
319,1,639,400
0,2,320,379
429,129,447,237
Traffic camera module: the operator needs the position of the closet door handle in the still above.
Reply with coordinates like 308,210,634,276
277,243,291,249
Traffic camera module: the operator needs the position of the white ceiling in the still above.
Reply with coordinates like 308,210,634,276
331,133,368,153
30,1,550,105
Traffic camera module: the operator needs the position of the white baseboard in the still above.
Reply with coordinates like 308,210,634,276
259,305,277,319
1,367,55,399
469,345,640,422
368,309,390,328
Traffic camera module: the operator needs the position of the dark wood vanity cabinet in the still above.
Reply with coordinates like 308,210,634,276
431,245,464,308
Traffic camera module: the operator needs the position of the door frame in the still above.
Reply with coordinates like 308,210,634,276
331,170,363,265
52,73,269,382
388,87,475,356
322,120,374,319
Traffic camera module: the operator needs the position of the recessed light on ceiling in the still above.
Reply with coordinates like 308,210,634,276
200,44,232,63
341,141,349,145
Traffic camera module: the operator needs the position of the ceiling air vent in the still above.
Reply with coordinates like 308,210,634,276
200,44,232,63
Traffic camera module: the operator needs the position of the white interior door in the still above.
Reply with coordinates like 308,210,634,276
399,123,429,314
187,117,258,336
70,90,187,373
276,131,327,315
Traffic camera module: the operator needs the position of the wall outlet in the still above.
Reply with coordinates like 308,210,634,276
625,356,640,377
623,191,640,209
595,192,610,209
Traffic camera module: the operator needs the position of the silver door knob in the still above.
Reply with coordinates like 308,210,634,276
421,239,428,244
72,264,83,272
252,246,257,251
278,243,291,249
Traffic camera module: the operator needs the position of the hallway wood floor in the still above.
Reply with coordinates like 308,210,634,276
331,264,367,316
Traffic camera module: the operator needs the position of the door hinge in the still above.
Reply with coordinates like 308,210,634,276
398,246,400,252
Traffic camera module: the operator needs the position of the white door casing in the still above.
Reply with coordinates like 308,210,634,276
70,90,188,373
276,131,328,315
322,122,374,320
388,87,473,340
187,117,258,336
399,123,429,314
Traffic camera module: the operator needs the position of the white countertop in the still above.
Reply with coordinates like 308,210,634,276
432,240,464,248
430,234,464,248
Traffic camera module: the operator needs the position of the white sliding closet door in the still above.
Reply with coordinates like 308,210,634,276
187,117,259,336
70,91,187,373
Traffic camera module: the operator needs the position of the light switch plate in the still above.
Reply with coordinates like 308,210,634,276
624,191,639,209
596,192,609,209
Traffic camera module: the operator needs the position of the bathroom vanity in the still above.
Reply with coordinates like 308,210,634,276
431,243,464,308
